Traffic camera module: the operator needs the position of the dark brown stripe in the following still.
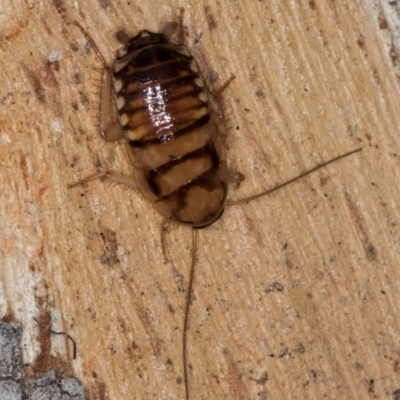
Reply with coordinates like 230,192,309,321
121,84,204,114
149,141,218,176
120,72,200,103
116,44,192,72
127,112,210,147
147,144,219,199
125,101,207,134
115,59,193,85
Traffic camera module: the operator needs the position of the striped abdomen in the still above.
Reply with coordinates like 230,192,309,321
112,30,228,227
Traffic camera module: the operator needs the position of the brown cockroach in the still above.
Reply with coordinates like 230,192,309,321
70,10,361,400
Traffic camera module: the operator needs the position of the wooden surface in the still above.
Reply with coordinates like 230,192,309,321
1,1,400,399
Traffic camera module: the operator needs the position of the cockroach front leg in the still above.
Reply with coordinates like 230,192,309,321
75,22,124,142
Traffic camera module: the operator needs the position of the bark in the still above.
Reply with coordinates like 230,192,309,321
1,1,400,399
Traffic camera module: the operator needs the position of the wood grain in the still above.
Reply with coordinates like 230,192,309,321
1,0,400,399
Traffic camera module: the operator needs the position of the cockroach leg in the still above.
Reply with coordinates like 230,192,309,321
68,171,137,190
98,66,122,142
75,22,119,141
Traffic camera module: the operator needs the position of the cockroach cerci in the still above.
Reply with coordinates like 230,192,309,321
70,11,361,400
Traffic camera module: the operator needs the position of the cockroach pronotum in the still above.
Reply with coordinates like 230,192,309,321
69,10,361,400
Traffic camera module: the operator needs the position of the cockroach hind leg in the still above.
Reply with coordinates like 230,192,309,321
68,170,137,191
226,148,362,206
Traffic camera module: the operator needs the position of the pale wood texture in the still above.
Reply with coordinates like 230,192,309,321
1,1,400,399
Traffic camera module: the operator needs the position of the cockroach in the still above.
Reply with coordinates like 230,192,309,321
70,10,361,400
